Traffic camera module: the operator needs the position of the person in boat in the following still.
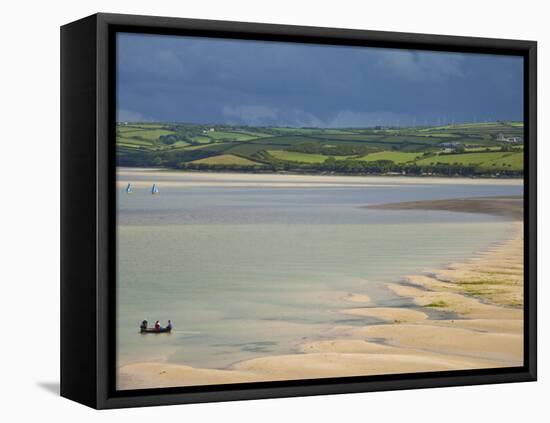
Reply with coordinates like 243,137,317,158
140,320,148,330
154,320,161,331
166,320,172,330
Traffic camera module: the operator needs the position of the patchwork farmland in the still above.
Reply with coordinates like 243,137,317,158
116,122,524,177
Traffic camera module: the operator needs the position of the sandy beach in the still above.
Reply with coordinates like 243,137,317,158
118,196,524,390
117,168,523,189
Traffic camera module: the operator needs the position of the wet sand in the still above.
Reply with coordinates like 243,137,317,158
367,196,523,220
118,196,524,390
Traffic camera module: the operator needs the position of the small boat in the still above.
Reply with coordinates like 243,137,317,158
140,327,172,334
151,183,159,195
125,183,133,194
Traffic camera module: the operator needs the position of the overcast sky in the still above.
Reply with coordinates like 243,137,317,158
117,32,524,127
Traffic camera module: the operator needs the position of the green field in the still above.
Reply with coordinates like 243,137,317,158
356,151,423,164
189,136,212,144
269,128,355,136
267,150,351,163
464,146,502,152
185,142,231,151
121,129,176,140
479,152,524,170
116,121,524,176
415,151,524,170
191,154,261,166
206,131,263,141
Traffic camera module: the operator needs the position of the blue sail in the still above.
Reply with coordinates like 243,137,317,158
152,184,159,194
126,183,132,194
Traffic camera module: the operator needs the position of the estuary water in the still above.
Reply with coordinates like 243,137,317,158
116,169,522,371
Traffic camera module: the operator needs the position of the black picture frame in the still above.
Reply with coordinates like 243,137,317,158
60,12,537,409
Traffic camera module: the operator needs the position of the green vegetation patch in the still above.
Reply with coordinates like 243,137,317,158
207,131,264,141
189,136,212,144
484,152,523,170
115,121,524,176
119,129,176,141
224,143,290,155
415,151,523,170
171,141,190,148
269,128,353,136
184,142,231,151
190,154,261,166
423,301,449,308
356,151,422,164
267,150,350,163
464,146,502,152
116,137,154,148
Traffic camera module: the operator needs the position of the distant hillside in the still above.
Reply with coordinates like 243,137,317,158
116,122,524,177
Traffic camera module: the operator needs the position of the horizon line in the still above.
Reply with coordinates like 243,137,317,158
115,120,524,129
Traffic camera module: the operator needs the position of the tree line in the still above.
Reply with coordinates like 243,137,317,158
177,158,522,177
117,149,522,177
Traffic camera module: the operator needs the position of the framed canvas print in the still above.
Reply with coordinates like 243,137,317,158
60,13,537,409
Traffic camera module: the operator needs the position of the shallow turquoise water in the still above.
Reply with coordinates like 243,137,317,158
116,171,521,370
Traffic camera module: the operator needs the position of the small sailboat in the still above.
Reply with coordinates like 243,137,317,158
125,183,133,194
151,183,159,195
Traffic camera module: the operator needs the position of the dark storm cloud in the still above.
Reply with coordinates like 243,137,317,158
117,33,523,127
